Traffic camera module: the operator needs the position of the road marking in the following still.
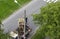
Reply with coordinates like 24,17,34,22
44,0,58,3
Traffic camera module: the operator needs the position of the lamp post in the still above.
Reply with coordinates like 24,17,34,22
14,0,26,39
24,10,26,39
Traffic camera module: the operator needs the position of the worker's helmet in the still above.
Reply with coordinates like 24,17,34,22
18,18,24,23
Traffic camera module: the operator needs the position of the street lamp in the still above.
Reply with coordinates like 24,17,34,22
24,10,26,39
14,0,26,39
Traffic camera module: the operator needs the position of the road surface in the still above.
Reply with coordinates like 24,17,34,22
2,0,46,35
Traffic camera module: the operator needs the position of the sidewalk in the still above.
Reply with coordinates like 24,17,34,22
2,0,46,34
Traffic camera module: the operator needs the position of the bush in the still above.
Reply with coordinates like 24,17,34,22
0,20,10,39
32,2,60,39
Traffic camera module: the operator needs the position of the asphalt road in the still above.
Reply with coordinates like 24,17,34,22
2,0,46,34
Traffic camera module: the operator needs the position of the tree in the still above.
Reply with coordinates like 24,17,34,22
32,1,60,39
0,20,10,39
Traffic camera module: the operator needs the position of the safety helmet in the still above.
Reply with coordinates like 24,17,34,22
18,18,24,23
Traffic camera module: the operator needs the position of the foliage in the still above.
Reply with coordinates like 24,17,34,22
0,20,10,39
32,2,60,39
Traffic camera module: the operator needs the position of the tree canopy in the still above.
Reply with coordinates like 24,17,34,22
32,2,60,39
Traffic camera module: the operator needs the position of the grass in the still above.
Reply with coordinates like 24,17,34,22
0,0,31,21
31,27,45,39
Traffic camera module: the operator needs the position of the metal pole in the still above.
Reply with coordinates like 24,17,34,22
24,10,26,39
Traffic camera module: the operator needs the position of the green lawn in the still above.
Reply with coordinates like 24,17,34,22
31,27,45,39
0,0,30,21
